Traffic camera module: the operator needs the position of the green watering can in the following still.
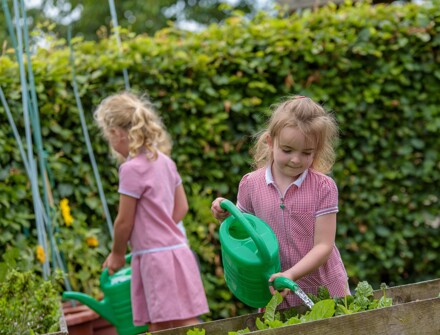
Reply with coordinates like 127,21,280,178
62,254,148,335
219,199,301,308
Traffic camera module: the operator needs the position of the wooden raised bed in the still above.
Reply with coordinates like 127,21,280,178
62,302,118,335
153,278,440,335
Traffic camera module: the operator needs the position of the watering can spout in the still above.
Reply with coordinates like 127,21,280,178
62,291,113,322
272,277,315,309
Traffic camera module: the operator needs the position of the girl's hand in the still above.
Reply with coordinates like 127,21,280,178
268,272,291,297
102,252,125,275
211,197,231,222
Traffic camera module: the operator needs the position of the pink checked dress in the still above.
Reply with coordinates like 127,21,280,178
237,166,349,309
118,151,209,325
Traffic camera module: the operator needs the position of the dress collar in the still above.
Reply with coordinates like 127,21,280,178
265,164,308,188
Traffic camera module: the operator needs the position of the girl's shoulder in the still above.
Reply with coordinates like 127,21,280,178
243,167,265,179
307,169,338,189
239,167,266,187
157,150,179,171
118,156,147,182
123,150,175,165
308,168,334,180
119,151,168,173
121,152,149,165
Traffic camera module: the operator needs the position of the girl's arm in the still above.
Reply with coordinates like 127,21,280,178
103,194,137,275
271,213,337,282
172,184,189,223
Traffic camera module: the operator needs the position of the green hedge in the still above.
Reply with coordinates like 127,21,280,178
1,1,439,320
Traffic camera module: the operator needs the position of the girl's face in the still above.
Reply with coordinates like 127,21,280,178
106,127,129,158
268,126,315,181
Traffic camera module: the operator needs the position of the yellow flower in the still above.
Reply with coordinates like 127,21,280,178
60,198,74,226
36,245,46,263
86,236,99,248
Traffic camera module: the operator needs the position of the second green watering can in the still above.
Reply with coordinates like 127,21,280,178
62,254,149,335
219,199,300,308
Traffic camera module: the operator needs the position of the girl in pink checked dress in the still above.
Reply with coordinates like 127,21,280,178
211,95,350,309
94,92,209,331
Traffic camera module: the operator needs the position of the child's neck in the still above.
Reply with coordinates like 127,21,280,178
272,169,300,195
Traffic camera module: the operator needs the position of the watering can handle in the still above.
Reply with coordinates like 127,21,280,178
220,199,271,263
100,254,132,286
272,276,299,292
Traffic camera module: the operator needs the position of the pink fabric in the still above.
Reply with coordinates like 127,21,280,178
237,166,349,308
118,151,209,324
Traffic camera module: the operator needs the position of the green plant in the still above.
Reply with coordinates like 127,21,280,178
186,328,206,335
0,198,107,299
0,245,36,283
229,281,394,333
0,269,62,335
54,198,109,298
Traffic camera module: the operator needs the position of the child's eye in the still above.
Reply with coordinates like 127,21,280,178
282,149,291,153
303,152,313,156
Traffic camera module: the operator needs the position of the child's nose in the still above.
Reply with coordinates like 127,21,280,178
290,153,300,164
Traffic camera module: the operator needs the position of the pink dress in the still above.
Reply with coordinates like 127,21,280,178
237,166,349,309
118,151,209,325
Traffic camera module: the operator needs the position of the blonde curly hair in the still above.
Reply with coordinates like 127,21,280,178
252,95,339,174
94,91,172,160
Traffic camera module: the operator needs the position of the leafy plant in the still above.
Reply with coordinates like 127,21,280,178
0,246,36,283
186,328,206,335
378,283,393,309
229,281,393,334
0,269,62,335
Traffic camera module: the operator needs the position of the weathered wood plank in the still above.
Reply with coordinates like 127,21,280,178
152,278,440,335
153,312,258,335
373,278,440,303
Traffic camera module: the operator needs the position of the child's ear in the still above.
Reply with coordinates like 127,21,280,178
112,127,127,140
104,127,116,139
266,134,273,148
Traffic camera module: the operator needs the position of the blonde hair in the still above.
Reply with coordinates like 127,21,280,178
94,91,172,159
252,95,338,174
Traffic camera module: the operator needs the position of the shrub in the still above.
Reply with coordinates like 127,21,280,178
0,269,62,334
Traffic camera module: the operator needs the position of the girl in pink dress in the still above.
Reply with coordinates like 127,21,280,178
94,92,209,331
211,95,350,309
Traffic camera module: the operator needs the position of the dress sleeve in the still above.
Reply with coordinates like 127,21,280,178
171,160,183,187
118,163,144,199
315,176,339,217
237,173,254,214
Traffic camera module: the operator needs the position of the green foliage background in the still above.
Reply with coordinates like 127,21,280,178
0,269,62,334
0,1,439,320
